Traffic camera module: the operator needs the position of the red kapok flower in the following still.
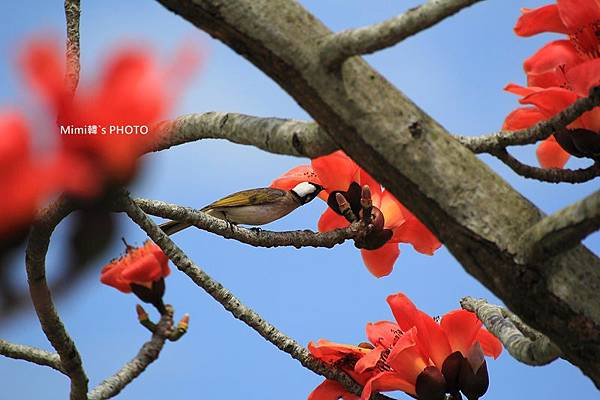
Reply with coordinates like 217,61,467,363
306,293,502,400
101,240,170,311
514,0,600,59
20,38,201,197
504,58,600,168
271,151,441,278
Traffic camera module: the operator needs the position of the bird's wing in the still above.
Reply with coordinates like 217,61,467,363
201,188,286,210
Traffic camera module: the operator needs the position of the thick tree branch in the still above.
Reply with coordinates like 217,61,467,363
87,306,175,400
457,87,600,153
25,199,89,400
0,339,66,374
154,0,600,386
64,0,81,95
150,112,335,158
117,194,393,400
491,149,600,183
320,0,484,68
515,190,600,264
461,297,561,366
133,197,359,248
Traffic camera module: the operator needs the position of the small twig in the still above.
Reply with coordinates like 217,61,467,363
25,198,89,400
117,193,393,400
132,197,361,248
320,0,484,68
150,112,336,158
0,339,66,374
457,86,600,153
87,305,176,400
64,0,81,96
136,304,189,342
460,297,561,366
491,149,600,183
514,190,600,264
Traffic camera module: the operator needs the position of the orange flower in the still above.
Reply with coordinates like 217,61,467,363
307,293,502,400
271,151,441,277
101,240,170,312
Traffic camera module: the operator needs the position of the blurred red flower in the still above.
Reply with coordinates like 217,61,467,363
308,293,502,400
271,151,441,277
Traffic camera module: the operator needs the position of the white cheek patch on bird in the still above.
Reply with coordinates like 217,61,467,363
291,181,318,198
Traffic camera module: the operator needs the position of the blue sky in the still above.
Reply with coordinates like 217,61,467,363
1,0,598,399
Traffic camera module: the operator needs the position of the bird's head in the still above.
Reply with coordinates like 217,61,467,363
291,181,323,204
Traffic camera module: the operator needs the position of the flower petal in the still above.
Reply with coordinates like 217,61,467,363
270,164,320,190
361,371,416,400
360,243,399,278
354,346,385,374
312,151,358,192
475,329,503,360
366,320,401,348
536,136,571,168
519,87,579,116
390,204,441,255
440,310,482,357
308,380,359,400
556,0,600,31
502,107,547,131
514,5,568,36
565,58,600,97
378,191,406,229
318,208,350,232
386,327,429,386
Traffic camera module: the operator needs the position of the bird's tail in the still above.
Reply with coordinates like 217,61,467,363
159,221,192,236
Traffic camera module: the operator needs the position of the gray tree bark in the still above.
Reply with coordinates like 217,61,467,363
153,0,600,387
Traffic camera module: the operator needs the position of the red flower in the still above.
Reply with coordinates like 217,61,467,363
504,58,600,167
20,38,200,197
0,112,63,239
514,0,600,59
307,293,502,400
271,151,441,277
101,240,170,293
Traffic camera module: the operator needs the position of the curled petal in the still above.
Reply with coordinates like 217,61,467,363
387,328,429,386
502,107,547,131
556,0,600,31
354,346,385,374
565,58,600,97
514,5,568,36
519,88,579,116
390,204,441,255
536,136,571,168
361,371,416,400
308,340,366,364
366,320,401,348
360,243,399,278
504,83,543,97
308,380,359,400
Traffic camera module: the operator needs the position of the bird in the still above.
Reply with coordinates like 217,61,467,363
159,181,323,235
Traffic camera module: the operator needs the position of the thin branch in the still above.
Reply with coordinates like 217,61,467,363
25,198,89,400
64,0,81,95
87,306,175,400
457,86,600,153
116,193,393,400
150,112,336,158
514,190,600,264
321,0,484,67
460,297,561,366
133,197,360,248
0,339,66,374
491,149,600,183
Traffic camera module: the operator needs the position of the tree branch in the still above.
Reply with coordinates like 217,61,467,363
457,86,600,153
150,112,336,158
320,0,484,68
461,297,561,366
116,193,393,400
64,0,81,95
491,149,600,183
25,198,89,400
0,339,66,374
133,197,359,248
87,306,175,400
514,190,600,264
